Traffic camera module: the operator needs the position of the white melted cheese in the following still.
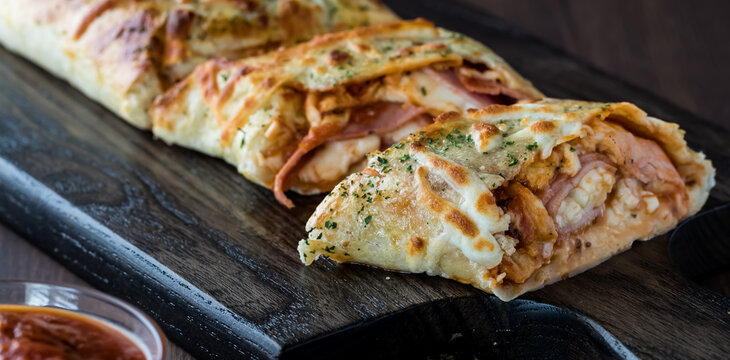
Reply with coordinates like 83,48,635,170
606,179,641,227
494,234,517,256
377,69,487,113
641,191,660,213
298,135,381,184
298,119,424,186
413,152,509,268
556,167,616,228
382,120,424,146
470,123,503,153
497,112,587,160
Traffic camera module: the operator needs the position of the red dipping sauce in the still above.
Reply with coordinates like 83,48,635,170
0,305,147,360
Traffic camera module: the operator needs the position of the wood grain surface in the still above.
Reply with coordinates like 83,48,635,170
1,1,729,359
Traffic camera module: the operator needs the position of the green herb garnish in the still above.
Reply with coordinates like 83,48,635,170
507,153,519,166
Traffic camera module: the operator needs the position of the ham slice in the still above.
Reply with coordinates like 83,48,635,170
455,69,532,101
274,123,340,208
592,120,689,214
274,146,309,208
621,134,689,215
558,204,605,235
421,68,502,108
274,102,430,207
422,67,531,106
330,103,429,141
621,135,685,189
590,121,684,190
541,153,616,217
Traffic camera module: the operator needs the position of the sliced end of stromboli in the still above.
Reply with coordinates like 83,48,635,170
298,99,715,301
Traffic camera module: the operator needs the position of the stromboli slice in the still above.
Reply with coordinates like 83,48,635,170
150,19,543,207
0,0,397,128
298,99,715,301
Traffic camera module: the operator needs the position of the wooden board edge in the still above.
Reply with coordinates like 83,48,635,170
0,157,281,359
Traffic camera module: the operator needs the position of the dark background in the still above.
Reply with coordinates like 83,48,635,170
2,2,728,359
459,0,730,130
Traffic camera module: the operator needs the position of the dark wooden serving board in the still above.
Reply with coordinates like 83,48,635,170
1,1,728,359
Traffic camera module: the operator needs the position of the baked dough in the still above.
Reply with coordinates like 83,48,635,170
298,99,715,300
0,0,398,128
150,19,543,207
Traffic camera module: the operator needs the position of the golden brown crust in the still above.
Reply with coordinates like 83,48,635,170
434,111,462,123
467,104,518,117
407,236,426,255
472,122,501,145
163,9,196,66
0,0,399,128
530,120,556,133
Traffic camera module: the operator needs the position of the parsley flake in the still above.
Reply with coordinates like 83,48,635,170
238,128,246,148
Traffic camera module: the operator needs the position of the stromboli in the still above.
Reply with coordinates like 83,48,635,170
0,0,398,128
298,99,715,301
149,19,543,207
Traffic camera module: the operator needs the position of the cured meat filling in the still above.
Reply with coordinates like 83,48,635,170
497,119,688,284
273,65,528,207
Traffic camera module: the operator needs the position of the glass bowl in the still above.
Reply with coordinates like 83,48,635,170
0,280,167,360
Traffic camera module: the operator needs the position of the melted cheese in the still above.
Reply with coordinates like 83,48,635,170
298,135,381,184
381,120,425,146
642,192,660,213
491,113,588,159
470,122,502,153
412,152,509,268
377,69,491,114
556,167,616,228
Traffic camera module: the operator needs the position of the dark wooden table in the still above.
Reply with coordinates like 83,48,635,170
1,2,728,359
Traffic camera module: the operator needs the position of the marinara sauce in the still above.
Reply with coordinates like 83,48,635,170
0,305,147,360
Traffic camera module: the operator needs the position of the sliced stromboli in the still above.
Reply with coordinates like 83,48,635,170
150,19,543,207
298,99,715,301
0,0,397,129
